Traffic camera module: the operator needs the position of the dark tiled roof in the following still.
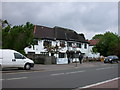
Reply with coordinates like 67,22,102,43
77,34,87,43
34,25,55,40
66,30,78,41
34,25,89,43
54,26,67,40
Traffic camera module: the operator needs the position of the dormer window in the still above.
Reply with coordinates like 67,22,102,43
67,42,72,47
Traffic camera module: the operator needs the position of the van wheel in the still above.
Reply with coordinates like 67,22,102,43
24,64,31,70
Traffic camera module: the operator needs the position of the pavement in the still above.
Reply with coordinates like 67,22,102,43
91,78,120,88
2,61,107,73
80,77,120,89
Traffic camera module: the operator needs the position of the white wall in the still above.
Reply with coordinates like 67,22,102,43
24,39,99,58
24,40,46,54
87,46,100,58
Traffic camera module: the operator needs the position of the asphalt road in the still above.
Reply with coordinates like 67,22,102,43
2,63,119,89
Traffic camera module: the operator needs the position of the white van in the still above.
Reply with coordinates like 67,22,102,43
0,49,34,70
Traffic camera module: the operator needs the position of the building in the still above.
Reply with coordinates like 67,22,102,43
87,39,100,58
24,25,99,64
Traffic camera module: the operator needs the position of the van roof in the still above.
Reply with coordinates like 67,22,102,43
0,49,17,52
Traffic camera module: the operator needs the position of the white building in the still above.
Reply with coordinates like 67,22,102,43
24,25,99,64
87,39,100,58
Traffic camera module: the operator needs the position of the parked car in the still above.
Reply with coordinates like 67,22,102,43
0,49,34,70
104,55,119,64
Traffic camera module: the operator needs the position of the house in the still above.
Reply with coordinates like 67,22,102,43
24,25,98,64
87,39,100,58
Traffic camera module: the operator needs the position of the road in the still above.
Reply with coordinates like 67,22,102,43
2,63,119,89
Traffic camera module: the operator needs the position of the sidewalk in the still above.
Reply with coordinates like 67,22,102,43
2,62,110,73
91,78,120,88
80,78,120,89
32,62,104,71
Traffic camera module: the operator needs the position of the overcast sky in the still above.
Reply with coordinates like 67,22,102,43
2,2,118,39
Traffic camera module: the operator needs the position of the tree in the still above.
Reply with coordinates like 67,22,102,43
2,21,34,55
92,34,103,40
92,32,120,58
112,36,120,58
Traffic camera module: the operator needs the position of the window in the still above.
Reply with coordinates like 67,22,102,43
84,43,87,49
60,41,65,47
14,53,24,59
59,53,65,58
51,53,54,56
43,41,51,47
33,39,38,45
67,42,72,47
79,43,81,48
41,52,49,56
77,43,81,48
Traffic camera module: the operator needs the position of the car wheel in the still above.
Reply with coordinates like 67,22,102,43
116,60,119,63
24,64,31,70
104,61,106,63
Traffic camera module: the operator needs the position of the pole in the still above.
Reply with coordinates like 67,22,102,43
75,51,77,67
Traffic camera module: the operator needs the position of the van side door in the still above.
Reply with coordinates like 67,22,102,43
13,53,25,67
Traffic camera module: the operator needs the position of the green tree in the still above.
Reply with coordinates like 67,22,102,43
92,32,120,57
92,34,103,40
112,36,120,58
2,21,34,55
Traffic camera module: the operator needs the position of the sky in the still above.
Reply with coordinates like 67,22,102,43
2,2,118,39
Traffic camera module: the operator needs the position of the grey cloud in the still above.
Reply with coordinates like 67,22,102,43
2,2,118,39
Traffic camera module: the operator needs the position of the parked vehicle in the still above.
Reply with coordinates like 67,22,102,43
0,49,34,70
104,55,119,64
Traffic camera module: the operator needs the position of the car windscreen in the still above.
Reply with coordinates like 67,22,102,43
107,56,113,59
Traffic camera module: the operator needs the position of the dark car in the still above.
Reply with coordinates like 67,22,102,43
104,55,119,64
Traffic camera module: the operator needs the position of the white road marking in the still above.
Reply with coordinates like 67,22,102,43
51,70,86,76
4,77,28,80
79,77,120,89
51,73,65,76
102,64,108,65
4,71,35,75
51,66,116,76
66,70,85,75
96,67,114,70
